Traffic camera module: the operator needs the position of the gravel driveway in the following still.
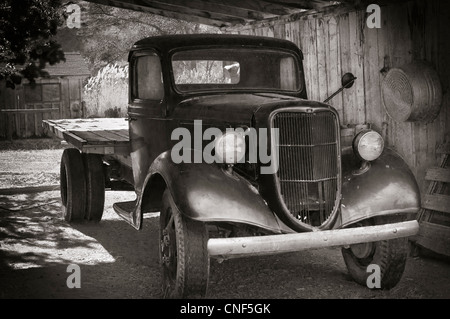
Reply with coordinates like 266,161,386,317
0,145,449,299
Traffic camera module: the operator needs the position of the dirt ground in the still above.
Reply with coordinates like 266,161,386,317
0,140,449,299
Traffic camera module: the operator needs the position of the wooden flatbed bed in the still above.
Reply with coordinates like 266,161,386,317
43,118,130,155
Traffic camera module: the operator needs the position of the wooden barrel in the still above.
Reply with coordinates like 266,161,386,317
381,61,442,123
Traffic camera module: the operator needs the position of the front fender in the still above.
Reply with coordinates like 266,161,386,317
337,148,420,228
143,150,289,234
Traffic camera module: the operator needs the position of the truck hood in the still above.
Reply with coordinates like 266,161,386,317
174,93,332,126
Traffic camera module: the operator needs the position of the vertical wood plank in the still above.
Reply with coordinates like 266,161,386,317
15,86,21,137
327,16,343,120
437,0,450,149
267,25,274,37
308,18,320,101
316,17,328,102
60,78,69,118
284,21,292,42
5,86,15,139
339,12,351,125
6,114,13,141
363,12,382,132
377,4,392,145
24,112,28,137
348,11,366,125
386,3,415,170
420,0,448,192
273,22,285,39
299,17,312,100
292,21,300,49
0,81,5,138
406,0,432,183
33,102,38,136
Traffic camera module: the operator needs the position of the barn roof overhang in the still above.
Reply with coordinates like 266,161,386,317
83,0,398,31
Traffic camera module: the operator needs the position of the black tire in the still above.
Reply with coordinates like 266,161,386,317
342,215,409,290
60,148,86,222
159,189,209,298
82,153,105,222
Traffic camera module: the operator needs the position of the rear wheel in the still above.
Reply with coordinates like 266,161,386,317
82,153,105,222
159,189,209,298
342,215,409,289
60,148,86,222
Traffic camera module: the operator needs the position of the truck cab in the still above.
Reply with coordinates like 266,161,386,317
56,34,420,298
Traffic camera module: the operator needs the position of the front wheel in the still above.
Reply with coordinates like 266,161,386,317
159,189,209,298
342,215,409,290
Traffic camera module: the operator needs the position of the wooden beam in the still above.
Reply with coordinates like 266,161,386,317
225,2,349,31
200,0,305,16
135,0,252,24
263,0,334,10
85,0,306,23
86,0,236,27
150,0,275,21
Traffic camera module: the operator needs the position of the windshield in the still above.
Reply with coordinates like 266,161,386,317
171,48,302,93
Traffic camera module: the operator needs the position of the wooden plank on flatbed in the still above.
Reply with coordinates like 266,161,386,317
43,118,130,155
88,129,130,142
63,131,87,149
108,129,129,140
43,118,129,132
74,130,112,144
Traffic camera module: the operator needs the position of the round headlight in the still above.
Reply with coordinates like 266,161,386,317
215,131,246,164
353,130,384,161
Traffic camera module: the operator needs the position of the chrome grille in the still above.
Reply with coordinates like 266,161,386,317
273,111,340,227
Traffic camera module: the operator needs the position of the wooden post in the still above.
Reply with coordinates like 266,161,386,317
6,113,13,141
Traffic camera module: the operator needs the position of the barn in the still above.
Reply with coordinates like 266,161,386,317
83,0,449,257
0,52,90,139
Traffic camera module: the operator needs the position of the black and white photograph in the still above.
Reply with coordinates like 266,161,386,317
0,0,449,306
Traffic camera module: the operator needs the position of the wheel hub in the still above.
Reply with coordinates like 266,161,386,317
350,242,374,259
161,229,173,267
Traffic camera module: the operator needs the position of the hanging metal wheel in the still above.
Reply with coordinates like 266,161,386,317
159,189,209,298
82,153,105,222
60,148,86,222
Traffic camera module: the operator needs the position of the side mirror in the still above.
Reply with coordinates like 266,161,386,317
341,73,356,89
324,72,357,103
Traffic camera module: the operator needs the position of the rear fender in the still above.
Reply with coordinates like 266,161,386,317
337,148,420,228
139,150,289,234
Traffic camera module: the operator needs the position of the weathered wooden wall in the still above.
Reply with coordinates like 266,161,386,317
231,0,450,191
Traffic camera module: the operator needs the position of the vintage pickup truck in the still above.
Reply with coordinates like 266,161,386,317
44,34,420,298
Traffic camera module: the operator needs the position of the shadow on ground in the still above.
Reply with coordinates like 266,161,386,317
0,191,449,299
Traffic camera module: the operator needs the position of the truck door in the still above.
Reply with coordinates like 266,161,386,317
128,51,170,195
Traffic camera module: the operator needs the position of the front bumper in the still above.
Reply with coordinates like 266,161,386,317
207,220,419,259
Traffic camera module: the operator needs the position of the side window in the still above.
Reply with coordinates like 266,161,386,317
134,55,164,100
279,57,298,91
